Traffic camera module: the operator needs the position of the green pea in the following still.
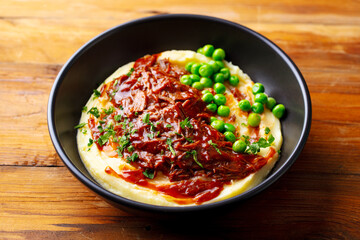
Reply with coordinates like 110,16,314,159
252,83,265,94
202,93,214,103
215,60,225,69
224,123,236,133
272,104,285,118
199,64,214,77
203,44,215,57
180,75,192,86
254,93,268,104
191,63,201,75
200,77,213,88
197,48,204,54
207,103,217,113
248,113,261,127
202,89,211,95
217,105,230,117
208,60,221,73
211,120,225,132
251,102,264,114
238,99,251,112
266,97,277,110
229,75,239,86
213,83,226,94
224,131,236,143
220,68,230,80
192,82,204,90
233,140,247,153
213,73,225,83
210,116,218,123
212,48,226,61
189,74,200,82
185,62,194,72
213,94,227,105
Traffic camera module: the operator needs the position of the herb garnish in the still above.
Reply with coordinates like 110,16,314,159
127,68,134,77
87,138,93,147
208,140,221,154
74,122,86,129
166,124,172,128
87,107,100,118
184,136,194,143
113,79,118,88
265,127,271,134
166,138,176,156
143,113,150,124
117,135,130,155
241,134,275,155
127,145,134,152
126,153,139,163
82,106,87,112
93,89,101,99
180,117,193,129
188,150,203,168
103,106,114,115
143,169,154,179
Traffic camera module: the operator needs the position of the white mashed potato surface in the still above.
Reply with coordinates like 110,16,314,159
77,50,282,206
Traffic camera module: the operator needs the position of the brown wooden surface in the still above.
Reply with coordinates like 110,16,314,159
1,0,359,239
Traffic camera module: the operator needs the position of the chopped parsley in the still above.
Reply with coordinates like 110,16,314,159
127,145,134,152
97,125,103,133
180,117,193,129
103,106,114,115
265,127,271,134
114,114,122,121
93,89,101,99
127,68,134,77
74,122,86,129
87,107,100,118
166,138,176,156
113,79,118,87
143,113,150,124
242,134,275,155
143,169,154,179
126,152,139,163
208,140,221,154
82,106,88,112
188,150,203,168
87,138,93,147
116,135,130,156
166,124,172,128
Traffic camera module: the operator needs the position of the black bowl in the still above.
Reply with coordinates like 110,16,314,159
48,14,311,216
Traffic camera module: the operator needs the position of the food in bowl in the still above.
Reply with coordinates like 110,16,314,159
76,45,285,206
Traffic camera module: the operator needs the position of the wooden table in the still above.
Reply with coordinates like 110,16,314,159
1,0,359,239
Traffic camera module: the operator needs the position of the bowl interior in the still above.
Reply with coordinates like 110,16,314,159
49,14,310,212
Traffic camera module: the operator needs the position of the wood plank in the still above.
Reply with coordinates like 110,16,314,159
0,63,63,166
0,0,359,25
0,15,359,67
0,166,359,239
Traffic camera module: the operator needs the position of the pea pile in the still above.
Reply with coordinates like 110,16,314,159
180,44,286,153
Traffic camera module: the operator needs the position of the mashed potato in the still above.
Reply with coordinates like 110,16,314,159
77,50,282,206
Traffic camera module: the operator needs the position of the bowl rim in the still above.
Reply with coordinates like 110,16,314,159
47,13,312,213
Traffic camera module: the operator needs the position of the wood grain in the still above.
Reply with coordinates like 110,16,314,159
0,0,360,239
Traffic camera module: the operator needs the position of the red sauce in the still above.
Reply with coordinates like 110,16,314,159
88,54,275,204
